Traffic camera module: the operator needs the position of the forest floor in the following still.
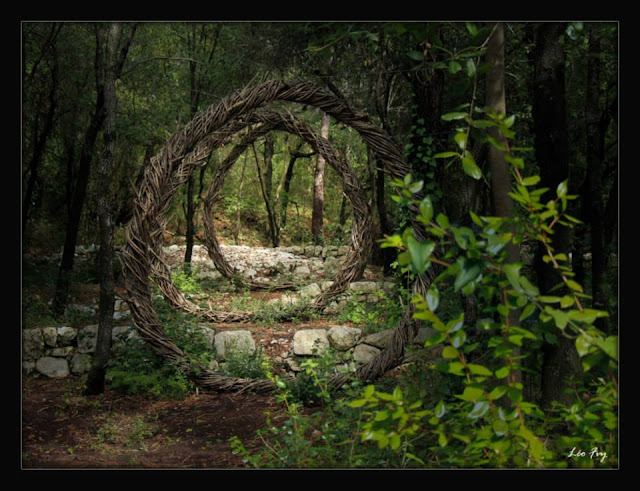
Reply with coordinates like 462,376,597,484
21,375,285,469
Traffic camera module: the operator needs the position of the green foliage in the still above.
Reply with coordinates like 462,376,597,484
336,290,403,333
107,297,215,399
220,346,269,380
361,145,616,467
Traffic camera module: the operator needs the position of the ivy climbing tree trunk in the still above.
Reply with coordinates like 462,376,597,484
532,22,582,408
85,22,132,395
312,112,330,245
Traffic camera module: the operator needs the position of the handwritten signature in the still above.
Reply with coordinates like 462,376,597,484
567,447,607,463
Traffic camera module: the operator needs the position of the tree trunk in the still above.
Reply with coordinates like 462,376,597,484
253,139,279,247
532,22,582,408
279,143,313,229
84,23,122,395
485,22,522,385
312,112,329,245
51,23,135,318
585,27,610,332
23,46,59,237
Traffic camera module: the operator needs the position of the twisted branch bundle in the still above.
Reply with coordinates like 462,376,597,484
121,80,430,393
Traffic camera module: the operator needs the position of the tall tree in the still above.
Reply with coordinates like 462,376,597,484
85,22,131,395
22,23,62,237
183,23,222,265
584,25,614,332
532,22,582,407
485,22,522,385
51,23,135,317
312,112,330,245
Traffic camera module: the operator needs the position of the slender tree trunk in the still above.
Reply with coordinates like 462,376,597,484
532,22,582,408
51,23,135,318
252,140,279,247
279,144,313,229
585,27,610,332
312,112,329,245
23,49,58,236
485,22,522,386
84,23,122,395
235,150,248,245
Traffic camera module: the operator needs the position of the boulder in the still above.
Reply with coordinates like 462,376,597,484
23,361,36,376
337,246,350,256
46,346,74,358
353,344,380,364
328,326,362,351
41,327,58,347
77,325,98,353
70,353,93,375
23,328,45,361
294,265,311,276
299,283,322,299
214,330,256,361
111,325,140,347
56,326,77,346
348,281,378,294
35,357,70,378
362,329,394,349
413,327,439,346
187,324,216,347
292,329,329,356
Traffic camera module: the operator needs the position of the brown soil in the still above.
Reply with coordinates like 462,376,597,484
21,376,283,469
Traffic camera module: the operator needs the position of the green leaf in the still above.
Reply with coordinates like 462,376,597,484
521,175,541,186
566,279,584,292
592,335,618,361
454,132,468,150
454,258,484,291
442,346,459,359
451,330,467,348
468,363,493,376
503,263,523,292
518,303,537,322
461,153,483,180
449,60,462,74
465,22,478,36
466,58,476,77
406,236,435,275
487,135,507,151
440,112,468,121
468,401,490,419
435,400,446,418
504,153,524,169
488,386,507,400
435,213,450,229
446,313,465,333
433,151,460,158
426,286,439,311
495,366,510,379
459,385,485,402
406,50,424,61
418,197,434,225
556,180,568,198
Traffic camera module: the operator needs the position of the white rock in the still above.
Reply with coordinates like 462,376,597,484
36,357,70,378
292,329,329,356
353,344,381,364
23,329,45,361
46,346,74,358
41,327,58,347
299,283,322,299
56,326,77,346
294,265,311,276
349,281,379,294
70,353,93,375
23,361,36,375
328,326,362,351
77,325,98,353
214,330,256,361
363,330,394,349
413,327,439,346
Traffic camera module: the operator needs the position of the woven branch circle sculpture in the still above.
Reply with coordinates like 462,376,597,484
201,110,373,308
121,80,431,392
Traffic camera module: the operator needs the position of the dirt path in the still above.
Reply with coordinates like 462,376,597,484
21,377,281,469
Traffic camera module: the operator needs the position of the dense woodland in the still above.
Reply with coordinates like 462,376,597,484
22,21,618,469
